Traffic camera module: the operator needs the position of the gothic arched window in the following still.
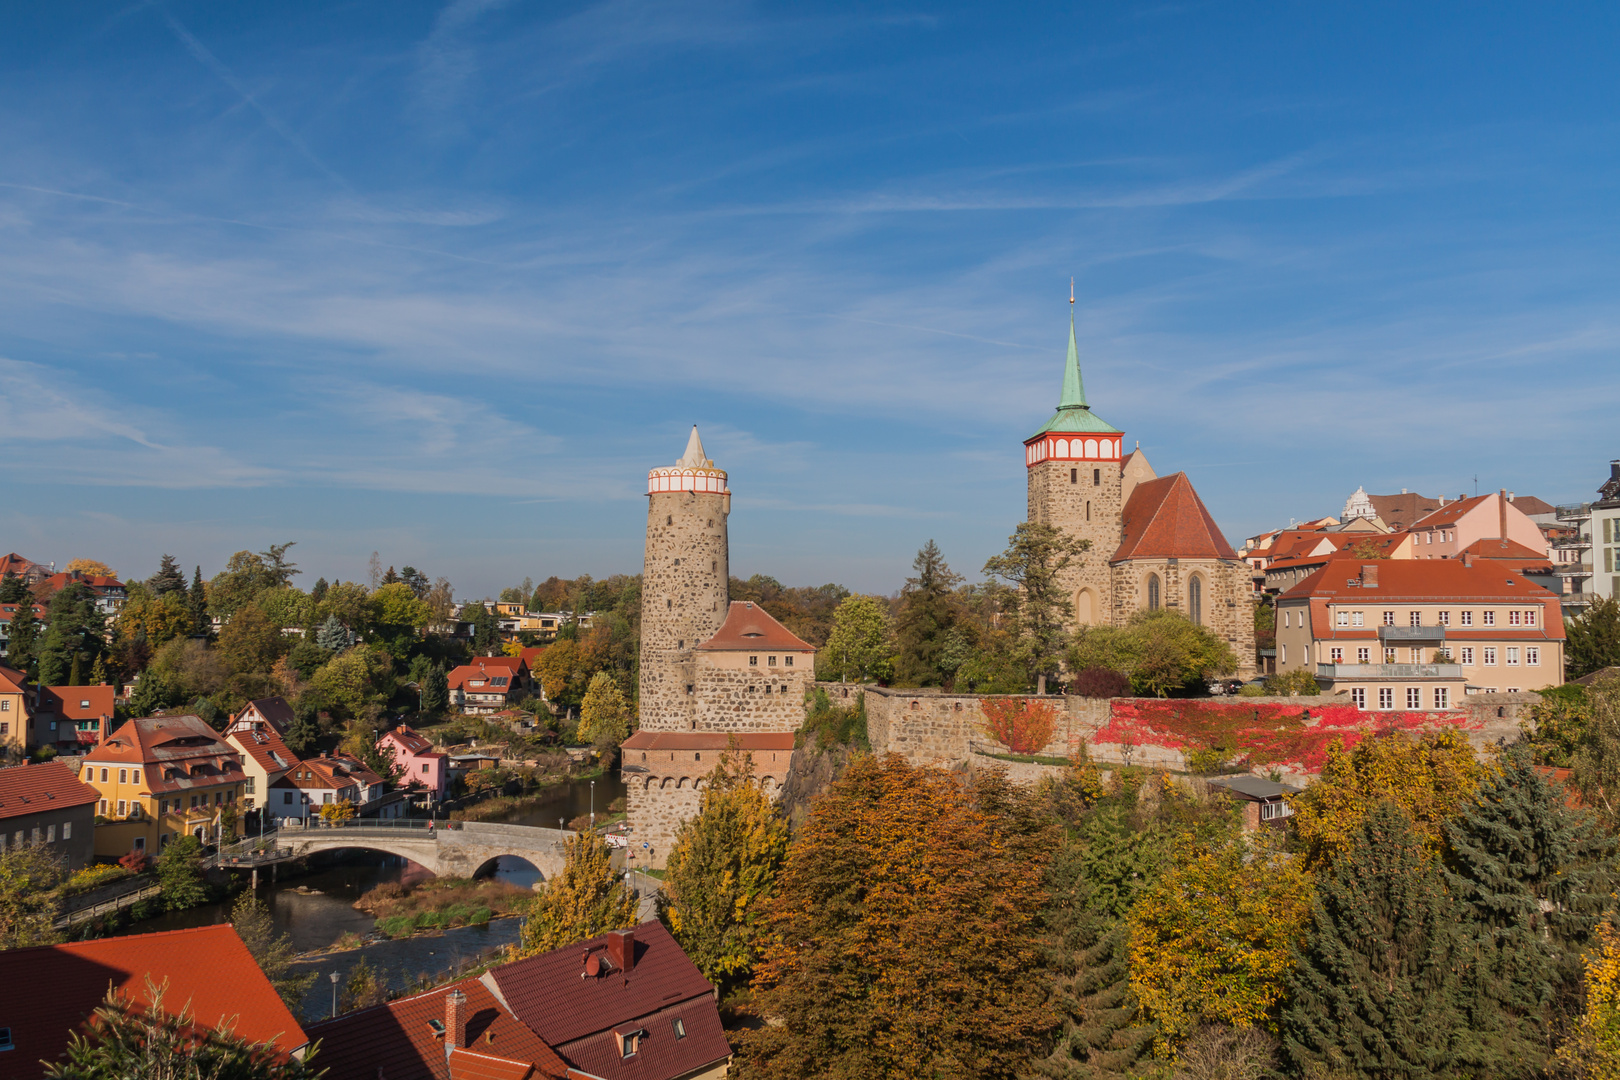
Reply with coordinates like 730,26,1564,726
1189,575,1203,625
1147,574,1161,611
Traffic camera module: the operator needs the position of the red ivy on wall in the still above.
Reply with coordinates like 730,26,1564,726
1093,700,1478,773
980,698,1061,755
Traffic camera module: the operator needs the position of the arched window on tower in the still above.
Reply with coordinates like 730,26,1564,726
1147,574,1161,612
1189,575,1202,625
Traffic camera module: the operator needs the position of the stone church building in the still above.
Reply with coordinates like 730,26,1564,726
1025,303,1256,675
623,428,809,867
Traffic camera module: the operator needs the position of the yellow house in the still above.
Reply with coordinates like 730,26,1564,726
78,713,247,858
0,665,27,756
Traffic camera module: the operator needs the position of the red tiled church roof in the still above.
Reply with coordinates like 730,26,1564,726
694,602,813,653
0,925,307,1078
1112,473,1240,562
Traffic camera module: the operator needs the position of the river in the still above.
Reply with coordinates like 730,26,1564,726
110,771,628,1023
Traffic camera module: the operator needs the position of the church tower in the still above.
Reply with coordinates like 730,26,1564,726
1025,293,1125,627
639,427,730,731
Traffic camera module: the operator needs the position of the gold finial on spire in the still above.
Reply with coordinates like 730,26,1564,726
1070,277,1075,305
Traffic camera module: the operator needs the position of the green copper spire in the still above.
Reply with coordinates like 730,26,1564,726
1027,286,1120,439
1059,302,1088,408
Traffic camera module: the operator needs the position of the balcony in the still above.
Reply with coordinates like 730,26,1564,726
1377,625,1446,642
1557,503,1592,521
1317,663,1463,680
1556,563,1593,577
1552,535,1592,550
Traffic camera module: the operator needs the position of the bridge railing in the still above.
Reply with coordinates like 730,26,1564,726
277,818,450,833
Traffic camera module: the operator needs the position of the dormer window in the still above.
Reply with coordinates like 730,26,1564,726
616,1028,646,1058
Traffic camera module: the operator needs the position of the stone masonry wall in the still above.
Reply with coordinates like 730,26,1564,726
640,490,729,730
1028,456,1123,629
690,663,813,732
626,744,793,867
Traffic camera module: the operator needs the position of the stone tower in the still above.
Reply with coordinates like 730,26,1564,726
1025,297,1126,628
639,427,730,731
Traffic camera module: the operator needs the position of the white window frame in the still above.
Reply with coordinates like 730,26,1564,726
1527,647,1540,666
1461,611,1473,626
1434,687,1449,709
1357,647,1370,663
1484,647,1498,666
1407,687,1422,709
1337,611,1348,627
1351,611,1364,627
1484,611,1496,626
1460,647,1475,665
1351,687,1366,708
1331,647,1343,662
1507,648,1520,666
1379,687,1394,710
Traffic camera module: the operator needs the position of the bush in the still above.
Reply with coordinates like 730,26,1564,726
1237,683,1268,697
980,698,1060,754
62,864,129,896
1069,667,1132,699
1263,668,1320,697
800,690,870,751
117,850,150,874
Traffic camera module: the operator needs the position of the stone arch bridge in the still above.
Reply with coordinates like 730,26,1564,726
271,820,574,879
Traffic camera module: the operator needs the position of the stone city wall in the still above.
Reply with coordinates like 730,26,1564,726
689,665,813,733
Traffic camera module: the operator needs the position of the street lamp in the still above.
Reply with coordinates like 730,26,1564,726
329,971,340,1019
589,780,595,831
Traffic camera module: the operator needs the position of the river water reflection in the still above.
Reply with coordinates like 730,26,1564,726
109,772,628,1022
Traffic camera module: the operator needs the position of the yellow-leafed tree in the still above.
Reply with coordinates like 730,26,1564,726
1559,921,1620,1080
1127,831,1312,1056
520,831,636,956
658,749,789,989
1288,728,1484,868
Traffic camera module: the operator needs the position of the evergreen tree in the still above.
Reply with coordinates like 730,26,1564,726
311,576,329,603
982,521,1090,687
35,583,107,688
147,554,186,596
1445,741,1614,1070
465,601,500,655
157,835,208,911
419,665,449,716
4,587,39,671
315,614,349,652
1029,836,1155,1078
283,701,321,756
519,832,636,956
188,567,209,636
658,751,790,991
892,539,965,687
1282,801,1475,1078
0,575,27,604
1568,596,1620,680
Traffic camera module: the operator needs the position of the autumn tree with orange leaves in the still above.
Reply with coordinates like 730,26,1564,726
981,697,1061,755
741,755,1057,1080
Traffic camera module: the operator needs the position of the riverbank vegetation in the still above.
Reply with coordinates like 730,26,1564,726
358,877,530,939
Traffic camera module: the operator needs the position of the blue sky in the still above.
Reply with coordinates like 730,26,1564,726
1,2,1617,598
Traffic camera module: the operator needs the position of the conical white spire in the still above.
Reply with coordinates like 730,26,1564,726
676,425,711,468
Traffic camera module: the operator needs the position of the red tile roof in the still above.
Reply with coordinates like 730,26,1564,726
0,760,100,821
272,757,367,792
304,976,567,1080
0,924,307,1078
1279,561,1567,640
37,684,116,722
384,726,436,755
622,731,796,752
694,602,813,653
1112,472,1240,562
449,1048,536,1080
485,921,729,1080
227,724,298,777
0,664,26,695
449,662,518,694
1366,491,1444,530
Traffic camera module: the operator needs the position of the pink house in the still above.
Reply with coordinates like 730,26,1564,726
378,725,447,802
1405,489,1549,561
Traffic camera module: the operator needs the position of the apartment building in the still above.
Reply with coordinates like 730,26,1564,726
1275,558,1565,707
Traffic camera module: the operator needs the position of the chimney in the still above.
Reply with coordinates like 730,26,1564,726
1508,491,1515,502
1499,489,1508,541
606,928,636,973
98,714,111,745
1611,460,1620,482
445,989,466,1050
1360,564,1379,587
1462,551,1474,568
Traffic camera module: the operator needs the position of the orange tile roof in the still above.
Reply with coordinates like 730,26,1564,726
384,725,447,760
449,1049,536,1080
0,664,26,695
1459,538,1550,561
38,684,116,722
449,661,518,693
1112,472,1240,562
0,924,307,1078
0,760,100,821
227,724,298,776
1366,491,1444,530
694,602,813,653
304,976,567,1080
1279,561,1567,640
